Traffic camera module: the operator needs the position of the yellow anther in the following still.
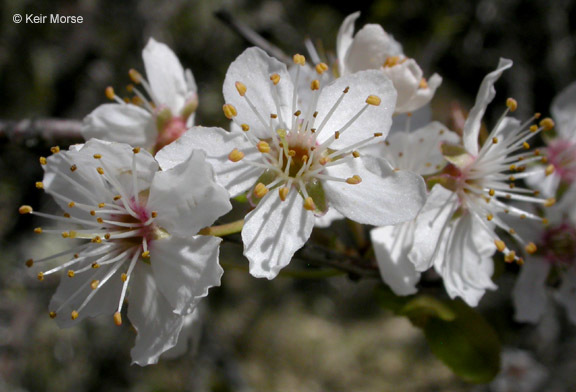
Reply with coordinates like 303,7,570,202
509,176,516,181
294,110,301,116
96,217,104,224
516,258,525,266
525,242,537,254
545,198,556,207
105,86,115,100
126,84,134,92
545,164,555,176
223,104,237,119
70,164,77,172
235,81,247,96
67,270,75,277
352,151,360,158
257,141,270,153
319,157,329,165
92,262,100,269
486,214,494,221
114,312,122,326
492,137,499,144
529,125,538,133
509,164,517,171
50,146,60,154
310,79,320,90
141,251,150,259
534,149,541,156
315,62,328,74
505,251,517,263
19,205,33,214
131,96,143,106
25,259,34,268
343,87,350,94
419,78,428,89
34,227,42,234
113,195,122,201
128,69,142,84
90,210,96,216
90,280,100,290
35,181,43,189
535,113,542,119
384,56,401,67
93,153,102,159
509,228,516,234
303,197,316,211
270,73,280,85
542,218,549,225
346,175,362,185
121,273,128,282
133,147,141,154
301,155,308,163
374,132,383,137
539,118,555,131
494,240,506,252
334,131,340,140
228,148,245,162
68,201,75,208
488,189,495,197
270,114,278,119
506,98,518,112
288,150,296,157
97,167,104,175
71,310,79,320
293,54,306,65
241,124,250,132
151,211,158,218
279,187,289,201
39,156,47,165
541,157,548,164
523,142,530,149
98,203,106,208
37,272,45,281
62,231,70,239
366,95,381,106
91,236,102,243
104,233,111,240
49,311,57,319
254,183,268,198
520,214,527,219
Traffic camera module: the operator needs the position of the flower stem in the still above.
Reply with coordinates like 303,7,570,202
199,219,244,237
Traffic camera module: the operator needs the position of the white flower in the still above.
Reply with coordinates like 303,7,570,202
20,139,231,365
512,201,576,325
157,47,426,279
336,12,441,114
364,122,460,295
407,59,556,306
526,81,576,197
82,38,198,153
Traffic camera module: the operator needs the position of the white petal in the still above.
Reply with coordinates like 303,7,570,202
361,121,459,175
324,157,426,226
314,207,344,228
383,59,422,110
557,266,576,325
371,223,420,295
438,214,497,307
223,47,293,138
395,73,442,114
344,24,403,74
148,149,232,236
512,258,550,323
409,185,458,271
151,235,223,315
161,308,203,359
336,11,360,74
525,168,560,198
314,70,396,149
551,81,576,141
463,58,513,156
155,126,262,197
128,262,184,366
389,105,432,133
243,188,315,279
82,103,156,150
142,38,188,113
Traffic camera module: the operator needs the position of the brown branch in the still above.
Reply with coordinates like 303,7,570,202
0,118,83,144
214,9,291,64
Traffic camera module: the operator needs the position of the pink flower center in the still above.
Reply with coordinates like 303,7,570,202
541,222,576,266
155,116,188,152
547,139,576,182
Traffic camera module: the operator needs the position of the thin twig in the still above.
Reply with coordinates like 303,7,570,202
0,118,83,144
214,9,291,64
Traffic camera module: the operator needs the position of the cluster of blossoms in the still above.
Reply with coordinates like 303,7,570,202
19,12,573,365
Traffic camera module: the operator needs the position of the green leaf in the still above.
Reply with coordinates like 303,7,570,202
399,295,456,327
423,300,501,384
